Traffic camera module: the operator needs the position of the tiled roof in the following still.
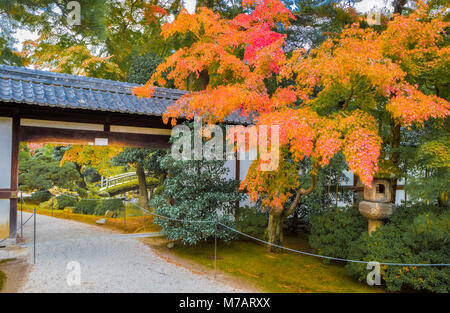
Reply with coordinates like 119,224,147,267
0,65,249,124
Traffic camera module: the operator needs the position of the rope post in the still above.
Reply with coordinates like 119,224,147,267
33,207,36,265
123,198,127,229
20,192,23,239
214,215,217,279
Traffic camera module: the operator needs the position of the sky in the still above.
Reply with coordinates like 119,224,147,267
13,0,390,50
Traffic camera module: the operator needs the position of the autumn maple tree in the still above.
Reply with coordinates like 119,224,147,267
135,0,449,248
60,145,123,189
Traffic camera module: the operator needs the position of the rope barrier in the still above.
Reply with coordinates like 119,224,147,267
217,222,450,267
8,195,450,267
0,210,35,244
130,202,450,267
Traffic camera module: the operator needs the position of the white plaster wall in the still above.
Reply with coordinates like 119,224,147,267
0,199,9,239
238,148,256,207
0,117,12,238
0,117,12,188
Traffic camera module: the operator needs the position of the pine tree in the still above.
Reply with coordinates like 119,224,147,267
150,124,242,245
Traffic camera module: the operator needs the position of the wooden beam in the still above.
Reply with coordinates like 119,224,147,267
0,189,17,199
19,126,171,149
0,102,173,130
21,118,104,131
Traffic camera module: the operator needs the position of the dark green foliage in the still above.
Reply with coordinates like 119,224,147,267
309,206,366,262
310,203,450,292
94,198,124,216
56,195,78,210
153,185,164,196
19,146,83,192
285,1,358,52
112,148,166,179
151,154,241,245
74,199,98,215
235,206,268,240
401,120,450,206
30,190,52,203
74,198,123,216
292,154,353,223
150,125,242,245
126,53,163,85
83,167,101,183
346,204,450,292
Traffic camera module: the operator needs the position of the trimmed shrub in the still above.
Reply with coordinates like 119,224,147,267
74,199,98,215
309,206,366,262
39,198,58,210
151,146,241,245
94,199,124,216
56,195,78,210
235,206,267,240
74,198,124,216
30,190,52,203
346,205,450,293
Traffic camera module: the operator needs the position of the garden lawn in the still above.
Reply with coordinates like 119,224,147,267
0,259,13,291
173,233,385,293
21,203,160,234
0,270,5,291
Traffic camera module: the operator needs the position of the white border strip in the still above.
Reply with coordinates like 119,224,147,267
21,118,104,131
110,125,172,136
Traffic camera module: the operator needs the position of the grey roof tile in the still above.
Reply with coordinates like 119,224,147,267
0,65,251,124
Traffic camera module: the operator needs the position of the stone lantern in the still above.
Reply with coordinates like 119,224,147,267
359,179,395,235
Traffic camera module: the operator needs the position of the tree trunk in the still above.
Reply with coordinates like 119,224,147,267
148,186,154,202
74,163,87,189
136,163,148,208
266,166,318,252
267,213,283,252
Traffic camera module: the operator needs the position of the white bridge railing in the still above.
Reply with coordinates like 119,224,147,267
100,172,138,191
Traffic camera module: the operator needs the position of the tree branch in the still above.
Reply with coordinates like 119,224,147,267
284,163,318,217
341,84,354,112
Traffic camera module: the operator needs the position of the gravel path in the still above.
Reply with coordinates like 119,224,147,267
19,213,244,293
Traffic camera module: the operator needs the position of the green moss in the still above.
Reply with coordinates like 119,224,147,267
0,270,5,291
0,258,14,291
173,234,384,293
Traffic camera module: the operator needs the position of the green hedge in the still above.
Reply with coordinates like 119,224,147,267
94,198,124,216
30,190,52,203
74,198,124,216
309,206,366,262
56,195,78,210
309,204,450,292
235,206,267,240
346,205,450,293
74,199,98,215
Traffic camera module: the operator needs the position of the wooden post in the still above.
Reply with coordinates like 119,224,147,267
10,114,19,239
